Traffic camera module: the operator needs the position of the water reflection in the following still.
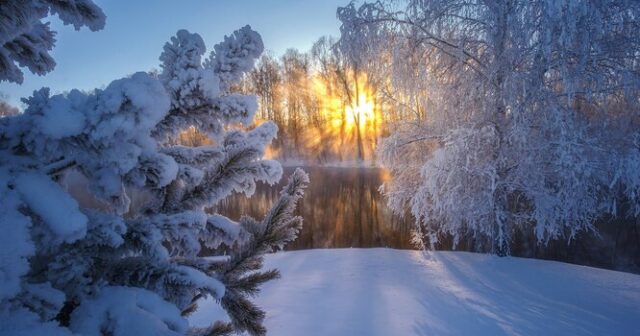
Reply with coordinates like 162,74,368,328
213,167,415,250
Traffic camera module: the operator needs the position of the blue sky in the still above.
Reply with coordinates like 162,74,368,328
1,0,350,107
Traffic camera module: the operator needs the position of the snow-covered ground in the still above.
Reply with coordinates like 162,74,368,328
191,248,640,335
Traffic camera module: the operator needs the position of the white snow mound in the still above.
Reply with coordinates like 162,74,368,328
190,248,640,335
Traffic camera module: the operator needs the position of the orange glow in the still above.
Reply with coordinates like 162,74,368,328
306,71,381,161
345,92,375,132
312,72,380,135
177,126,212,146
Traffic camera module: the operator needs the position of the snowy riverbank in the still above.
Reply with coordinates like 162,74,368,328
191,248,640,335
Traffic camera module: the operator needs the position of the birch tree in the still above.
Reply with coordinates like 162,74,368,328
340,0,640,254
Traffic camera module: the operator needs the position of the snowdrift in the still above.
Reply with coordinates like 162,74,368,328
191,248,640,335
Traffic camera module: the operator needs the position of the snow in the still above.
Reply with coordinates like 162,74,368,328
190,248,640,335
35,92,86,139
14,172,87,244
356,0,640,252
0,306,72,336
70,286,188,336
21,282,66,320
213,94,258,126
0,0,105,84
205,214,245,248
1,22,297,334
174,266,225,299
207,25,264,90
162,145,223,166
0,173,34,301
159,29,212,112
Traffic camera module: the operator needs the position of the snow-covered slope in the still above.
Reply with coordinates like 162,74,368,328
190,248,640,335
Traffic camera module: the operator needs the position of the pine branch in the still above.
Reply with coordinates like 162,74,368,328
188,321,235,336
218,168,309,335
225,269,280,297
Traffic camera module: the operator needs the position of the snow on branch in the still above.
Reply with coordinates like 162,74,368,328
0,0,105,84
344,0,640,254
1,22,307,336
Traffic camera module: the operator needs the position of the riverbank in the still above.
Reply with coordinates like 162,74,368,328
190,248,640,335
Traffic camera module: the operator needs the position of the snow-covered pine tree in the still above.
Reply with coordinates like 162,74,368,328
0,0,106,84
0,22,308,335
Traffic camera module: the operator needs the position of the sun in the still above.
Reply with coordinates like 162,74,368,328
312,72,379,135
345,92,375,132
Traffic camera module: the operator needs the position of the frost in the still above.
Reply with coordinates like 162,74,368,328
1,23,306,336
347,0,640,253
213,94,259,126
206,25,264,91
0,0,105,83
204,214,246,249
0,305,72,336
70,286,188,336
35,93,86,139
14,172,87,244
174,266,225,299
0,172,34,301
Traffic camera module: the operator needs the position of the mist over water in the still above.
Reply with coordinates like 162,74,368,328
214,166,415,250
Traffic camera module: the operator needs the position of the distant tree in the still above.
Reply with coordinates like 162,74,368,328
281,49,313,158
0,24,308,336
247,54,287,158
341,0,640,254
338,9,398,163
0,0,105,84
332,32,367,161
0,94,19,117
250,54,284,124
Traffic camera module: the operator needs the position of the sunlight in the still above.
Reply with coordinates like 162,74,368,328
312,72,379,135
345,92,375,131
306,72,382,161
5,1,639,335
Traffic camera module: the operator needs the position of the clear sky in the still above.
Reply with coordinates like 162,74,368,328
0,0,350,108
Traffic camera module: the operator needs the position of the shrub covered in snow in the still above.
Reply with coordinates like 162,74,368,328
0,21,308,336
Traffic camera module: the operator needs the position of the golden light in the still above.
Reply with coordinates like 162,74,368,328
177,126,212,146
345,92,375,132
312,72,380,134
306,71,381,160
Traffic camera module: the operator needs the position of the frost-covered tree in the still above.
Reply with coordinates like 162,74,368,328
340,0,640,254
0,24,308,336
0,0,106,84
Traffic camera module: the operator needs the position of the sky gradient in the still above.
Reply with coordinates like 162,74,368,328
0,0,350,107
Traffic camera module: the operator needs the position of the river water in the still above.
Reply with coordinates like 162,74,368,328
213,166,640,272
214,166,416,250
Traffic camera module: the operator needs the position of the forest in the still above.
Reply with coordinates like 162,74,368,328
227,1,640,271
1,1,639,335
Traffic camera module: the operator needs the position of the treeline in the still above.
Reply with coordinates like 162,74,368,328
239,37,396,164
